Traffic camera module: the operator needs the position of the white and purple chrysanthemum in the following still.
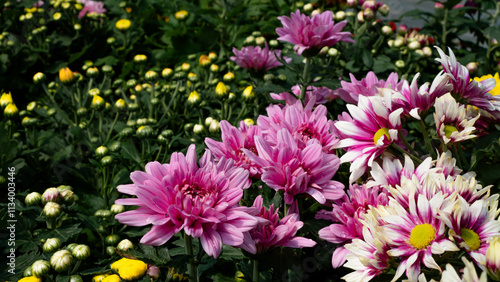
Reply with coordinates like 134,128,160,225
239,196,316,254
244,129,344,205
334,72,403,104
205,120,264,178
276,10,354,57
230,44,291,73
332,91,404,183
115,144,259,258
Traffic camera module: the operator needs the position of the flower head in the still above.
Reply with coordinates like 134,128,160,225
111,258,147,280
276,10,354,56
239,196,316,254
230,44,291,74
0,92,13,108
59,67,75,84
116,19,131,30
77,0,106,19
115,144,258,258
486,236,500,280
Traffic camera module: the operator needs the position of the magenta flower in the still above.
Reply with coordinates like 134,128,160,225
230,44,291,73
77,0,107,19
244,129,344,205
270,84,336,106
115,144,259,258
205,120,264,178
435,46,500,114
317,184,389,268
334,71,403,104
239,196,316,254
258,100,338,153
276,10,354,57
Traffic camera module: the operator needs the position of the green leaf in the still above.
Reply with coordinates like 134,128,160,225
38,224,82,242
220,245,245,261
211,273,236,282
120,140,142,165
361,49,373,68
94,56,120,66
128,244,171,265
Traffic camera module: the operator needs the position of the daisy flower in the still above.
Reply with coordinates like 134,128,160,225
244,129,344,205
334,71,403,104
486,236,500,280
435,47,500,114
205,120,264,178
438,196,500,266
317,184,389,268
433,93,480,144
238,196,316,254
382,194,459,282
367,155,433,188
276,10,354,57
332,91,404,183
115,145,259,258
230,44,291,74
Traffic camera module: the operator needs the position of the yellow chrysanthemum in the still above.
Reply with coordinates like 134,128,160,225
102,274,122,282
115,19,131,31
111,258,148,280
19,277,42,282
474,73,500,96
92,274,109,282
59,67,75,84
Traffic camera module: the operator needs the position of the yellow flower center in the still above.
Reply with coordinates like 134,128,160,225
444,125,458,138
373,128,390,145
460,228,481,251
409,223,436,250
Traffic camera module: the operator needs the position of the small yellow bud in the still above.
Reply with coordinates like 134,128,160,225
4,103,18,117
145,70,158,81
175,10,189,20
53,12,62,20
215,82,228,98
208,52,217,61
223,72,235,82
61,2,71,9
188,72,198,82
199,55,211,67
115,19,131,30
210,64,219,73
0,92,13,107
33,72,46,84
181,62,191,72
59,67,75,84
88,88,100,97
86,67,99,78
242,85,255,100
114,99,127,111
133,54,147,63
91,95,105,110
187,91,200,105
243,118,255,126
162,68,173,78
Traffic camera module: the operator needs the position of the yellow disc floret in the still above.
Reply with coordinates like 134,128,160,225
373,128,390,145
111,258,148,280
409,223,436,250
460,228,481,251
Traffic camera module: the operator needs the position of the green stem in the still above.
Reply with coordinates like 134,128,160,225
418,119,437,159
299,57,312,102
451,144,462,168
441,8,449,47
486,3,500,71
253,259,260,282
391,143,422,164
105,113,120,144
184,233,198,282
398,131,419,158
457,144,469,170
69,260,82,275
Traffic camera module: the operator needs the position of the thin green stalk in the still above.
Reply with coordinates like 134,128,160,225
457,144,469,170
391,143,422,164
299,57,312,102
418,119,437,159
398,131,419,158
451,144,463,168
486,3,500,70
105,113,120,144
441,8,449,47
184,233,198,282
253,259,259,282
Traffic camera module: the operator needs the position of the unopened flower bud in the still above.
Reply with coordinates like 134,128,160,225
242,85,255,101
106,246,116,256
86,67,99,78
395,59,405,68
43,238,61,253
47,108,56,116
181,62,191,72
379,4,390,16
147,265,161,280
199,55,211,67
205,117,214,127
50,250,74,272
105,234,120,246
193,124,204,134
91,95,105,110
175,10,189,20
381,25,393,36
408,41,421,50
110,204,125,214
269,39,279,47
4,103,18,117
116,19,131,30
209,64,219,73
393,37,404,48
487,237,500,280
243,118,255,126
434,2,444,9
72,244,90,260
422,46,432,57
263,74,274,82
43,202,61,217
120,127,134,137
215,82,228,98
137,125,153,138
61,190,75,205
356,11,364,23
209,120,220,133
70,275,84,282
303,3,313,12
277,74,287,82
114,99,127,112
134,54,147,64
145,70,158,81
25,192,42,206
466,62,478,73
188,72,198,82
162,68,173,78
23,266,33,277
244,35,255,45
101,156,114,166
363,8,374,20
32,260,50,277
33,72,46,84
187,90,200,105
398,25,408,35
117,239,134,251
255,36,266,46
222,73,234,83
42,188,61,204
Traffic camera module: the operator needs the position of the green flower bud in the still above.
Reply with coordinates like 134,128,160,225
101,156,114,166
102,65,113,75
25,192,42,206
136,125,153,138
91,95,105,110
22,117,37,127
147,118,157,124
277,74,287,81
42,187,61,204
76,107,87,116
66,243,78,252
120,127,134,137
162,68,173,78
228,92,236,101
103,89,113,96
31,260,50,277
47,108,56,116
70,275,84,282
33,72,46,84
116,239,134,251
157,134,168,144
50,250,74,272
134,54,147,64
109,141,121,152
107,37,116,44
395,59,405,69
126,120,136,127
23,266,33,277
61,190,75,205
126,79,137,89
95,209,112,218
184,123,193,132
269,39,279,47
136,118,148,126
193,124,204,135
106,246,116,256
145,70,158,82
210,64,219,73
72,244,90,260
128,103,139,112
209,120,220,133
90,137,99,144
43,202,61,218
88,88,100,97
263,74,274,82
86,67,99,78
95,146,109,157
110,204,125,214
161,129,174,138
209,78,219,86
79,122,87,129
105,234,120,246
43,238,62,253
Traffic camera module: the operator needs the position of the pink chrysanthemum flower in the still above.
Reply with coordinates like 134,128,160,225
258,100,338,153
435,46,500,114
316,184,389,268
342,224,392,281
433,93,480,144
271,85,336,106
239,196,316,254
439,197,500,266
334,72,403,104
205,120,263,178
230,44,291,73
367,155,433,188
77,0,107,19
394,72,452,119
438,174,491,205
382,194,459,282
244,129,344,205
332,92,404,183
115,144,259,258
276,10,354,57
